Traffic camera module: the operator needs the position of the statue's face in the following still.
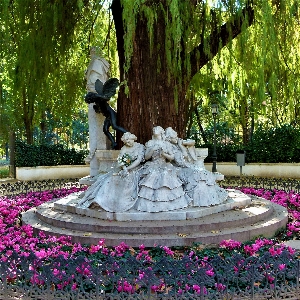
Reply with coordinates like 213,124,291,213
153,126,163,136
124,138,134,147
169,136,177,144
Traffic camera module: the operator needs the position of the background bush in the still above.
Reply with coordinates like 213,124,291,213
15,141,88,167
14,124,300,166
203,124,300,163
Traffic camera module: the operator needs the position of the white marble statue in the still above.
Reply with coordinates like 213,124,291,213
135,126,192,212
77,126,228,213
85,47,110,176
78,132,145,212
164,127,228,206
85,47,110,93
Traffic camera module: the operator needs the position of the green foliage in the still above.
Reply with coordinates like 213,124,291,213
186,0,300,145
15,141,88,167
244,124,300,163
0,0,115,144
0,166,9,179
202,124,300,163
1,0,300,151
120,0,227,88
33,109,89,149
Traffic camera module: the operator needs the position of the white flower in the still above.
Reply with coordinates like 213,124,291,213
117,153,135,167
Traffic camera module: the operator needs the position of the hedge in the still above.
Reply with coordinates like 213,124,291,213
15,141,88,167
204,124,300,163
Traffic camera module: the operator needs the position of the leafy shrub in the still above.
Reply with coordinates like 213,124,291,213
15,141,88,167
203,124,300,163
0,166,9,178
202,143,240,163
245,124,300,163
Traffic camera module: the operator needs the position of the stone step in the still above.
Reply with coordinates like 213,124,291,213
35,199,273,235
22,196,288,248
53,189,252,222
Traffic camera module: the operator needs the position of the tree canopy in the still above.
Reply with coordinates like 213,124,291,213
0,0,117,143
1,0,300,146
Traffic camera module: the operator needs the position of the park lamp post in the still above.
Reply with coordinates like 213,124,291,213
211,103,218,173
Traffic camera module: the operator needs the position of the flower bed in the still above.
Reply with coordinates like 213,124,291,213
0,186,300,297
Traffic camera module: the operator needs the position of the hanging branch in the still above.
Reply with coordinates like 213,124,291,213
189,0,255,77
103,19,114,50
87,3,101,47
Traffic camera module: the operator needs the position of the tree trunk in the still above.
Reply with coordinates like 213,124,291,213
112,0,188,145
22,85,34,144
111,0,254,145
9,131,16,178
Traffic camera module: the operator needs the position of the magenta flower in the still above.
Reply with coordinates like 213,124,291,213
205,268,214,276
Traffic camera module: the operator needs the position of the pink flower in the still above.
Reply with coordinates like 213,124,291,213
278,264,285,271
34,249,48,259
220,239,241,250
205,268,214,276
215,283,226,291
192,284,207,295
117,280,136,294
162,246,174,257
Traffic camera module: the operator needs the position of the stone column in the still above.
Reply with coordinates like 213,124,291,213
84,48,110,176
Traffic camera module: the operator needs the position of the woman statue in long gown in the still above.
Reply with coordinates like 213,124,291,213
164,127,228,207
135,126,191,212
77,132,145,212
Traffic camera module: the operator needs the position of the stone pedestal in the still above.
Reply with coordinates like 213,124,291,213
195,148,208,169
80,150,120,185
85,104,108,177
95,150,120,174
84,53,110,177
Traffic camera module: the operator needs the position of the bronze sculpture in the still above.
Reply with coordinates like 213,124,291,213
85,78,127,149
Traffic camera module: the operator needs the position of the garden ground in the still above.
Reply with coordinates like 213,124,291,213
0,177,300,298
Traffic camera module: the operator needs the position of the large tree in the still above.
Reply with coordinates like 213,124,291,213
2,0,300,147
111,0,255,144
0,0,111,144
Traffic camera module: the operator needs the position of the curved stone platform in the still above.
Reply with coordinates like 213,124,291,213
54,189,249,221
22,190,288,247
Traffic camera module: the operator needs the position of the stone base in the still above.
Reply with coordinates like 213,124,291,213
54,189,250,221
22,190,288,247
79,175,98,185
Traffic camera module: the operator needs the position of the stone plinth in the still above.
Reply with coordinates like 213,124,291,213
22,191,288,247
80,150,120,185
95,150,120,174
194,148,208,170
54,189,250,221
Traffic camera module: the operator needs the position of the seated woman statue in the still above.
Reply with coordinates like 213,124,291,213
77,132,145,212
164,127,228,207
135,126,191,212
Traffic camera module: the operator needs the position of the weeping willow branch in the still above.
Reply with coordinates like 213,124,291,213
87,6,100,46
103,19,114,50
189,1,255,76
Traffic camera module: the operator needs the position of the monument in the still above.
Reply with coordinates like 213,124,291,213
22,124,288,246
84,47,110,176
77,126,228,214
21,51,288,247
82,47,127,183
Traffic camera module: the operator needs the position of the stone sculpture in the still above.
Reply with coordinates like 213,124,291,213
165,127,228,206
84,47,111,176
85,47,110,94
77,126,228,213
85,78,127,149
135,126,191,212
78,132,145,212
